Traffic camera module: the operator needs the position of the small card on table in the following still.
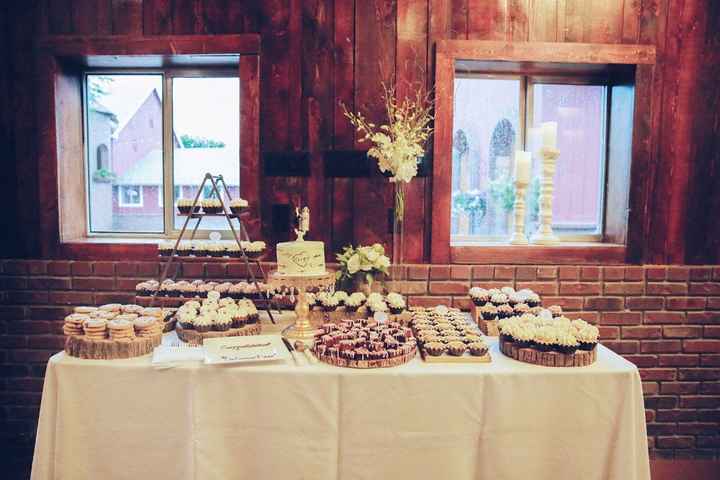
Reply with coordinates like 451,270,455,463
203,335,290,365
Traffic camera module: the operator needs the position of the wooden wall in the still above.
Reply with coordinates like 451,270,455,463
0,0,718,264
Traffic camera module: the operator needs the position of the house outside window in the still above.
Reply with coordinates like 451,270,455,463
118,185,143,207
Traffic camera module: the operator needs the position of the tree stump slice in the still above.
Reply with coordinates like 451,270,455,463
499,337,596,367
314,347,417,369
470,304,499,336
64,333,162,360
176,322,262,345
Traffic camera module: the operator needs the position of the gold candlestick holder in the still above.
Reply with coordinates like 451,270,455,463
531,146,560,245
268,271,335,344
510,180,529,245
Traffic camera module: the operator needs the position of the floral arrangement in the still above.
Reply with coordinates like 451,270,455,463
342,83,433,222
336,243,391,287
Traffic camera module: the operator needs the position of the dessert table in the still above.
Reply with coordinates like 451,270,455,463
31,315,650,480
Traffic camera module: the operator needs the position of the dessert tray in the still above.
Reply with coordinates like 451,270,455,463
498,337,597,367
63,304,169,359
173,295,263,346
176,322,261,346
410,306,491,363
312,319,417,369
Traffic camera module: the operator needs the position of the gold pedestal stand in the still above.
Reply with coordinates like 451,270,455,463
268,271,335,344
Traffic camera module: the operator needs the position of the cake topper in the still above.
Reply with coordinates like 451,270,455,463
294,206,310,241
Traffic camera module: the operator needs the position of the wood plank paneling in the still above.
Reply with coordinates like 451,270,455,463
111,0,143,35
172,0,204,34
467,0,507,40
143,0,174,35
48,0,74,35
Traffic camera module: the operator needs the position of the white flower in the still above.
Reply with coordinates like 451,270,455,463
372,243,384,254
365,249,379,263
376,255,390,269
347,254,360,274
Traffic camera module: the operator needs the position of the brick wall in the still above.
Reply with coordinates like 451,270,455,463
1,260,719,462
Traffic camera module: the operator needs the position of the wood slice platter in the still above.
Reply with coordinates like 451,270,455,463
469,304,499,336
499,337,597,367
419,349,491,363
314,348,417,369
175,322,262,346
65,333,162,360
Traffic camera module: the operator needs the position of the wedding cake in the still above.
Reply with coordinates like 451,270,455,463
276,241,326,275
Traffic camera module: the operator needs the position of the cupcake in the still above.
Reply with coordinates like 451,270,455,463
229,197,249,216
333,290,349,306
548,305,563,318
176,198,198,214
205,243,223,258
575,324,599,351
424,341,446,356
513,303,530,315
228,283,245,300
513,324,536,348
178,312,196,330
227,243,241,258
201,198,222,214
468,287,489,306
386,293,406,314
533,325,557,352
192,242,207,257
176,241,192,257
215,313,232,332
345,292,366,312
508,292,522,307
245,302,259,324
446,341,466,356
368,301,388,316
496,304,514,319
243,241,266,260
479,304,498,321
490,292,508,307
525,292,541,308
158,241,174,257
321,295,339,312
194,315,212,333
232,306,248,328
555,329,579,354
468,341,488,357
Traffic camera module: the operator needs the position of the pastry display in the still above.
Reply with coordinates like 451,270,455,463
176,198,198,214
410,306,491,363
63,304,167,359
229,197,249,215
155,240,265,259
312,318,417,369
304,290,410,323
497,314,599,367
200,198,222,214
173,292,262,345
468,286,542,335
135,279,269,303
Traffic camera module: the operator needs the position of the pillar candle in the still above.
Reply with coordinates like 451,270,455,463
514,150,531,184
541,121,558,149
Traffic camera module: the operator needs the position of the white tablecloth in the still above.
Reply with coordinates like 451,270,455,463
31,338,650,480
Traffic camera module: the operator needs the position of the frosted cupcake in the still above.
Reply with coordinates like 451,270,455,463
513,324,536,348
547,305,563,318
245,303,259,324
468,341,488,357
555,329,579,354
215,313,232,332
232,306,248,328
229,197,249,216
386,293,406,314
244,241,266,259
479,304,498,321
176,198,198,214
158,241,174,257
333,290,349,306
496,304,514,319
468,287,489,306
321,295,339,312
176,241,192,257
194,315,212,333
576,324,599,351
368,301,388,316
345,292,366,312
201,198,222,214
513,303,530,315
533,325,557,352
490,292,509,307
206,243,225,258
525,292,541,308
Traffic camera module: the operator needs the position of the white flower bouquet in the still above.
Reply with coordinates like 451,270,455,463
336,243,391,287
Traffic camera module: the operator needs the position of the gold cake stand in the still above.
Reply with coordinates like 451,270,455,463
268,270,335,344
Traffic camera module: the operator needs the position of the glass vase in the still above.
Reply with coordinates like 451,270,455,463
392,182,406,285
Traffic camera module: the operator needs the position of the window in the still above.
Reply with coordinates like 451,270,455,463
118,185,143,207
84,71,239,235
451,74,607,243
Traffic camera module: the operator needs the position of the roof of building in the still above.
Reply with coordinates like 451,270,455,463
116,147,240,186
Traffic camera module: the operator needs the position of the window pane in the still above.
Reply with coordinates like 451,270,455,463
86,74,164,233
172,77,240,231
531,83,606,235
451,77,521,241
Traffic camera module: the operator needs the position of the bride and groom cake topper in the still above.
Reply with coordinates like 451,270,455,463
294,206,310,241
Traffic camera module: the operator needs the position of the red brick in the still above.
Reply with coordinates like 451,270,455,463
584,297,623,310
658,354,699,367
12,291,50,304
47,261,71,276
515,282,558,295
0,277,28,290
677,424,720,436
450,265,472,280
646,283,688,295
700,382,720,394
696,436,720,449
656,436,694,449
645,266,667,281
72,277,115,291
689,267,713,281
645,311,685,324
536,266,557,280
603,266,625,281
27,260,48,275
27,335,66,350
667,266,690,281
580,266,601,281
48,291,94,305
603,282,644,295
627,297,665,310
0,306,27,320
559,282,601,295
663,326,702,338
205,263,227,278
701,355,720,367
679,396,720,409
10,350,55,363
602,311,642,325
116,262,137,277
688,282,720,295
660,383,700,395
95,292,134,305
388,265,406,279
493,266,514,280
642,382,659,395
603,340,639,354
452,297,473,310
515,266,536,281
93,262,115,276
641,340,682,353
386,281,427,295
645,397,678,409
683,340,720,353
625,266,644,281
667,297,706,311
704,326,720,338
707,297,720,310
27,277,72,290
558,266,579,280
2,260,29,275
0,335,28,348
137,262,160,277
471,265,493,280
182,262,205,278
408,296,452,308
598,326,619,339
71,261,93,276
428,281,470,295
656,409,694,422
687,312,720,325
639,368,677,381
29,306,69,321
622,326,662,339
679,369,720,381
427,265,449,279
469,281,508,289
563,311,599,323
624,355,658,367
407,265,429,280
541,296,584,310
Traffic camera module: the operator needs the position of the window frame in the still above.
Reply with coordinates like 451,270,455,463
82,68,240,239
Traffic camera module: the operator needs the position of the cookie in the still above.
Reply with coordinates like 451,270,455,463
99,303,122,312
73,306,97,314
121,304,144,315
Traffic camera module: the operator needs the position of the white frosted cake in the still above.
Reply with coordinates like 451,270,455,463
276,241,326,275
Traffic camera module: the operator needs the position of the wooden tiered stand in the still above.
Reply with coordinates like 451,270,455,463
146,173,275,323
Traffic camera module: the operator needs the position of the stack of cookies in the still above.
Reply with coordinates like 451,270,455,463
82,319,108,340
63,314,86,336
108,319,136,342
133,317,162,337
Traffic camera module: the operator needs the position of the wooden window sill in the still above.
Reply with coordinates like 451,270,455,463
450,243,626,265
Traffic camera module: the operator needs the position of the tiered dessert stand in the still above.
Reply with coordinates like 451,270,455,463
149,172,275,323
268,270,335,343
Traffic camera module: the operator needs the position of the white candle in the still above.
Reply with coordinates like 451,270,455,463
541,121,558,149
514,150,531,184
